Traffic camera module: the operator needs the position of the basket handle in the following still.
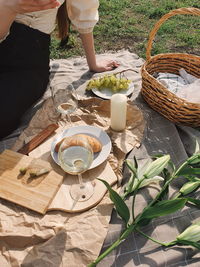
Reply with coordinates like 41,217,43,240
146,7,200,61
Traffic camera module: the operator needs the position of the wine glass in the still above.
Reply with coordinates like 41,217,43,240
58,135,95,202
50,82,78,126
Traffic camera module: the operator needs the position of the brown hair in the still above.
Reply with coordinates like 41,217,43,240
56,1,70,45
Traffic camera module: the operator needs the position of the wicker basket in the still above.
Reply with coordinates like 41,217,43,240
141,7,200,127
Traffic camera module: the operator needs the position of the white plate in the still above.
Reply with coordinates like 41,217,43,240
91,83,134,99
51,125,112,169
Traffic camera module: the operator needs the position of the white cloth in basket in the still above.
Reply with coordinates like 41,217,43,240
156,68,200,103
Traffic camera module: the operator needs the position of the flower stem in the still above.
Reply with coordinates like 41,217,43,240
88,223,137,267
131,177,146,220
136,228,176,247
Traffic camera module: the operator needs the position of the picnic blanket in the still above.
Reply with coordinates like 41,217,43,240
1,50,200,267
99,98,200,267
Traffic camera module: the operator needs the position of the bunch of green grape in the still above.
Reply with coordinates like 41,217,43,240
86,74,131,92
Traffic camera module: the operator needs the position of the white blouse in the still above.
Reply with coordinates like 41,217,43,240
14,0,99,35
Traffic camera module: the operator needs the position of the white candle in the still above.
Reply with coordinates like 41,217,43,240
110,94,127,131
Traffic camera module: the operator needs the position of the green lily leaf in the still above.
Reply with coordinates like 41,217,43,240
185,176,200,182
98,179,130,225
124,173,136,198
187,197,200,208
143,155,170,179
133,156,138,169
157,168,172,201
139,198,187,222
137,218,152,227
125,157,138,176
177,167,200,176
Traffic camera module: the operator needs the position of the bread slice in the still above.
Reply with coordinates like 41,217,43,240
55,134,102,153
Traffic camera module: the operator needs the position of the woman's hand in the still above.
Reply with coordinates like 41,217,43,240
90,59,120,73
79,33,120,73
2,0,60,15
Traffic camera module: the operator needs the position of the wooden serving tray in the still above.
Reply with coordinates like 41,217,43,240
0,150,63,214
48,160,117,213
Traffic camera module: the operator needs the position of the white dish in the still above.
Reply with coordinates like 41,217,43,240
91,83,134,99
51,125,112,169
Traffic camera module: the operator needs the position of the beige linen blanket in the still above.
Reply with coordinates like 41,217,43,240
0,50,145,266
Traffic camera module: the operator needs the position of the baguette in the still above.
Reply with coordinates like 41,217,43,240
55,134,102,153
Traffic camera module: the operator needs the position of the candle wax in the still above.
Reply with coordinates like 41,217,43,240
110,94,127,131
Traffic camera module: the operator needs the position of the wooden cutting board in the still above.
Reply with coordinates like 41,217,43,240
0,149,64,214
48,160,118,213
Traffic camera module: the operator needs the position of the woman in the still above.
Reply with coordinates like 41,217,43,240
0,0,119,139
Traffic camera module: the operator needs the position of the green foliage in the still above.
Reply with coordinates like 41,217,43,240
89,148,200,266
139,198,187,221
98,179,130,225
50,0,200,59
123,156,169,200
186,197,200,208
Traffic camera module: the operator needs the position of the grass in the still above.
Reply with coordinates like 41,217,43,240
50,0,200,60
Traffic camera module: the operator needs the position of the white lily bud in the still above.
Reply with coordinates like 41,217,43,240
130,176,164,192
139,176,164,189
177,222,200,242
143,155,170,179
180,181,200,195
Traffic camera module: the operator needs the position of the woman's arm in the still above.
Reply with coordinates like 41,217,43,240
80,32,119,73
0,1,16,40
0,0,60,40
67,0,119,73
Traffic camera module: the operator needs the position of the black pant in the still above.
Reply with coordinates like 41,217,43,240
0,22,50,139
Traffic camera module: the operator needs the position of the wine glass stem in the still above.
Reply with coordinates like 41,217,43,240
78,173,84,188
